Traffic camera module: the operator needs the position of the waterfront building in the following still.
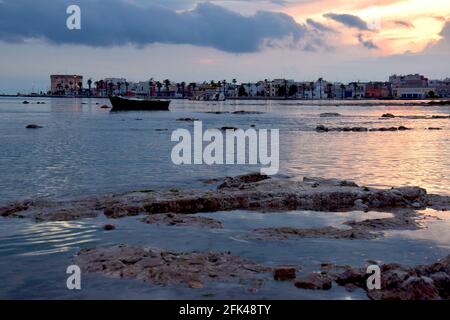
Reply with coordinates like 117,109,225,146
389,74,428,88
392,87,436,99
50,74,83,95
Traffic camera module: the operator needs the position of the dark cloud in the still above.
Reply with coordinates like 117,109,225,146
357,34,378,50
306,19,335,32
324,13,370,31
0,0,312,53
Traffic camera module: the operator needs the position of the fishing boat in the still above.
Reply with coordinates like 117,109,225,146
109,96,170,111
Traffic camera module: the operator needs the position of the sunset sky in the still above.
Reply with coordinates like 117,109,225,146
0,0,449,93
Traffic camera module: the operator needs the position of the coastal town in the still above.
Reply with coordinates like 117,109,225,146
16,73,450,100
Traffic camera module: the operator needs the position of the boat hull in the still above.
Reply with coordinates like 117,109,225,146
109,96,170,111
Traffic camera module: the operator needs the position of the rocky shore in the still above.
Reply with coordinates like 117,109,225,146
1,173,449,299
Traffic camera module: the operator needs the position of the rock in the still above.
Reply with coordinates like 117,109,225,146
26,124,43,129
232,111,264,115
398,126,411,131
220,126,238,131
100,105,111,109
320,113,341,117
274,267,297,281
22,101,30,104
217,173,269,189
354,199,369,212
315,125,329,132
368,276,440,300
412,202,423,209
381,113,395,118
142,213,223,229
177,118,199,122
294,273,332,290
428,127,442,130
103,224,116,231
74,245,271,288
431,115,450,119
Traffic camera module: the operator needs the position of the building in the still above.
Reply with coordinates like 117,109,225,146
365,82,391,99
392,87,436,99
389,74,428,88
428,80,450,98
50,75,83,95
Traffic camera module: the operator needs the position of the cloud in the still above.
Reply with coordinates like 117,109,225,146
0,0,313,53
306,19,335,32
357,34,378,50
393,20,414,28
324,13,370,31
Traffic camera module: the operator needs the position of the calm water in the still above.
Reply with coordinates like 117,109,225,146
0,97,449,299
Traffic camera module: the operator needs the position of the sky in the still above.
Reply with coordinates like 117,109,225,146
0,0,449,93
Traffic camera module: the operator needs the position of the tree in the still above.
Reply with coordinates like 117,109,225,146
232,79,237,85
238,85,247,97
87,79,92,96
163,79,171,96
125,82,129,94
155,81,162,96
277,85,286,98
108,82,114,96
288,84,298,97
180,82,186,98
340,84,346,99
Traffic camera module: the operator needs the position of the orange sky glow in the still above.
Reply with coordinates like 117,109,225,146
282,0,450,55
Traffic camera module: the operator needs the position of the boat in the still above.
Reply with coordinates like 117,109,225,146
109,96,170,111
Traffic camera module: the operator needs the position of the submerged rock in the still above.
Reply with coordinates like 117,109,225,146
103,224,116,231
142,213,223,229
177,118,199,122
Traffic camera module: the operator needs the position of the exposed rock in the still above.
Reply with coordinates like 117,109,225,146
274,267,297,281
320,113,341,117
177,118,199,122
22,101,30,104
100,105,111,109
26,124,43,129
0,201,32,217
327,255,450,300
428,127,443,130
294,273,333,290
232,111,264,115
0,174,431,222
103,224,116,231
74,245,271,288
316,125,411,133
217,173,270,189
251,226,380,240
381,113,396,118
142,213,223,229
431,115,450,119
220,126,238,131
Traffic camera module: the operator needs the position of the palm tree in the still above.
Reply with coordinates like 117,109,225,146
180,82,186,99
340,84,345,99
156,81,162,97
108,82,114,96
163,79,171,96
87,79,92,96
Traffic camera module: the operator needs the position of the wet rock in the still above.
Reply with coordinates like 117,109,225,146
294,273,333,290
26,124,43,129
142,213,223,229
368,276,440,300
320,113,341,117
428,127,443,130
0,202,31,217
398,126,411,131
100,105,111,109
315,125,329,132
103,224,116,231
22,101,30,104
354,199,369,212
74,245,271,288
431,115,450,119
274,267,297,281
177,118,199,122
251,226,380,240
217,173,270,190
220,126,238,131
0,174,429,222
381,113,396,118
232,111,264,115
